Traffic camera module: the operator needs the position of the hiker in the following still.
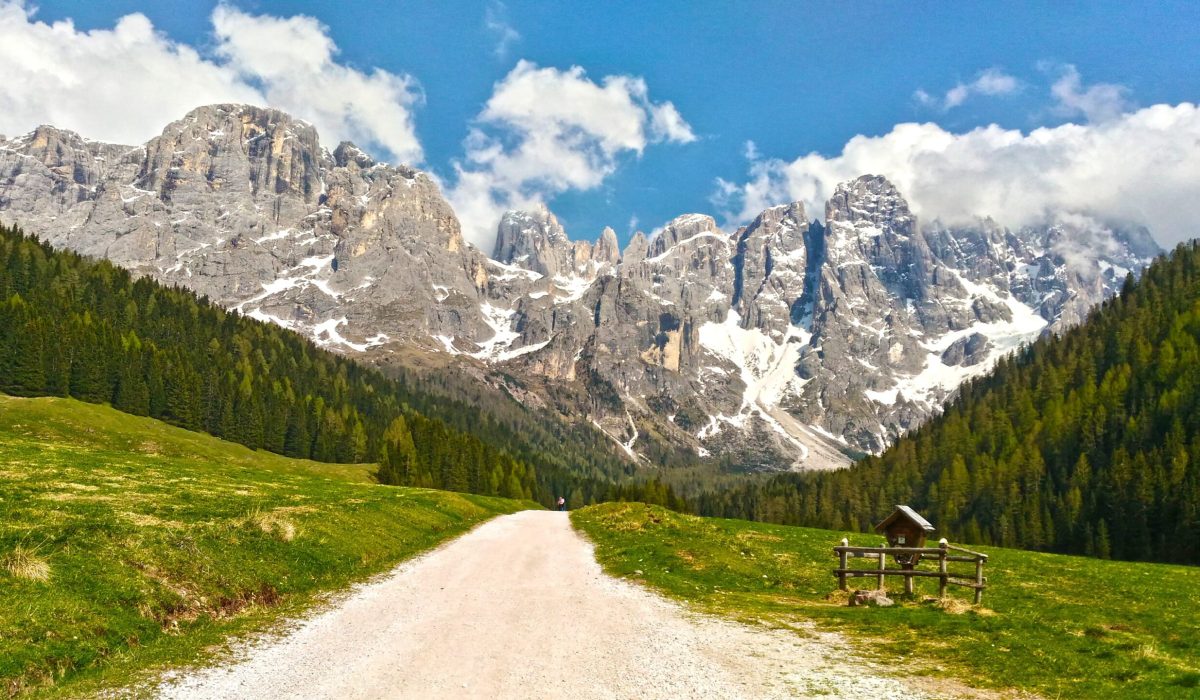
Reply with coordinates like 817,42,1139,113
557,496,566,511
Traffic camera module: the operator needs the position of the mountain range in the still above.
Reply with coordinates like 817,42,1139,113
0,104,1160,470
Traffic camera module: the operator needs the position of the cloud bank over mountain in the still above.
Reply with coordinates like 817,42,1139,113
717,97,1200,247
447,60,695,250
0,2,424,162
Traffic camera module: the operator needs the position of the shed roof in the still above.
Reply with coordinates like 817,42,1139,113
873,505,935,533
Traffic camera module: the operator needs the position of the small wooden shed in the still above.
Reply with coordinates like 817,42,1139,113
875,505,935,566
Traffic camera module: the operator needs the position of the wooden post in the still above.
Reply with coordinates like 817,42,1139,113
903,570,914,595
974,558,984,605
838,538,848,591
876,550,886,590
938,538,948,598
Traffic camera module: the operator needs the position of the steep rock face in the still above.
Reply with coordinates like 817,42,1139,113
594,226,621,266
493,206,574,278
0,107,1160,471
0,104,503,355
732,202,808,340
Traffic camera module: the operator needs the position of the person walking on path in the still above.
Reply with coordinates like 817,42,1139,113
557,496,566,512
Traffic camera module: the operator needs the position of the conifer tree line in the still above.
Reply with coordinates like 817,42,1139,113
700,241,1200,564
0,223,684,510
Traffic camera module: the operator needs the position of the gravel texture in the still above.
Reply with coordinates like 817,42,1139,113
157,511,943,699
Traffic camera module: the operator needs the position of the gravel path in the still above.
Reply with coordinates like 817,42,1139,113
157,510,944,699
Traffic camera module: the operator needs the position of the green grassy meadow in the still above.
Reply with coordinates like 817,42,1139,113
0,395,534,697
573,502,1200,699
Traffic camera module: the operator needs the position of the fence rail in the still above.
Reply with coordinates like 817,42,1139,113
833,541,988,604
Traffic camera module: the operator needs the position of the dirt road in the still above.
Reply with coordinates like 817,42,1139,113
158,510,939,699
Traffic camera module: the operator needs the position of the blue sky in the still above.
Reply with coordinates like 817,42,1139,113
11,1,1200,249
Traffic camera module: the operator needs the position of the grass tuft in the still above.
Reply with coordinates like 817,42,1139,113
2,545,50,582
242,508,298,542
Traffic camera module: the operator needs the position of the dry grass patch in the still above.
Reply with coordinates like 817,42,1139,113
925,596,995,616
3,544,50,581
41,491,112,502
241,508,299,542
823,589,851,605
120,512,184,529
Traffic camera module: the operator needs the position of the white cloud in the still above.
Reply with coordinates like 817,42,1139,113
714,102,1200,247
1048,64,1131,123
484,1,520,58
447,60,695,251
212,5,423,162
0,2,423,162
972,68,1020,97
914,67,1019,110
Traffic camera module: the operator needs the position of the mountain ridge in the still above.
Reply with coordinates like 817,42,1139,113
0,103,1160,470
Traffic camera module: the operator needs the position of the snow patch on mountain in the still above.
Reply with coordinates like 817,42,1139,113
699,311,811,410
471,303,522,360
864,270,1049,409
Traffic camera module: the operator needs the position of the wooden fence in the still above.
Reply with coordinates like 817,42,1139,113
832,540,988,604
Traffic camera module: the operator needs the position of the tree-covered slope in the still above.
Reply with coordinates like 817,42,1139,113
701,242,1200,564
0,223,682,509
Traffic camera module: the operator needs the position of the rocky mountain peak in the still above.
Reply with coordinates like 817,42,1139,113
822,174,919,275
595,226,621,266
827,174,913,228
22,124,90,153
333,141,376,169
647,213,722,258
7,125,110,188
135,103,327,211
732,201,810,335
493,206,574,278
623,231,649,263
750,202,807,230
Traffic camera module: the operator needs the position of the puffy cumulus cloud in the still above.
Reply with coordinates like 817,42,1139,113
448,60,696,250
211,5,423,162
0,3,255,145
914,67,1019,110
0,2,422,162
714,102,1200,247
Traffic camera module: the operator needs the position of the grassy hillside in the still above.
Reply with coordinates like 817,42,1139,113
0,395,533,698
574,503,1200,700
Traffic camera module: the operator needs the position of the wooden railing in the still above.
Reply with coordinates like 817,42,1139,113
833,540,988,604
